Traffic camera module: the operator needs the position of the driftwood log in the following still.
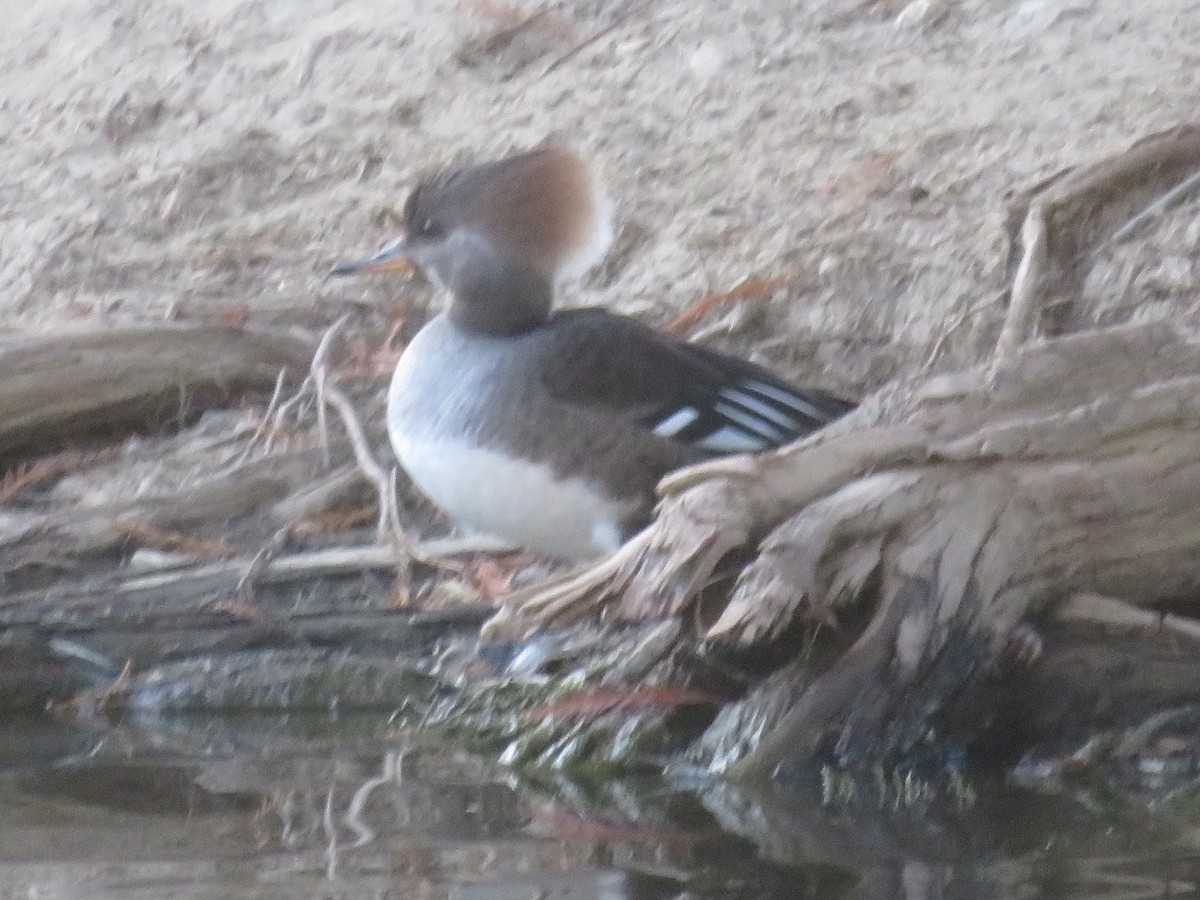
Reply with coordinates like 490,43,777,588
0,323,312,457
491,126,1200,774
0,324,327,572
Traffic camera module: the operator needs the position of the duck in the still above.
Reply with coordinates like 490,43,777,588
331,146,854,561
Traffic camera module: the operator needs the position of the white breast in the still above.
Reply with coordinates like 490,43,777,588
389,432,631,561
385,315,635,560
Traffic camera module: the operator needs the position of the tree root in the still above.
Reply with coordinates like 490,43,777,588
492,123,1200,772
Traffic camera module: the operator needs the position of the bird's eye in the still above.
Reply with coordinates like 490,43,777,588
416,218,444,239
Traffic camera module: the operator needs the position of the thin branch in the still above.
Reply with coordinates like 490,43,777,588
991,203,1048,373
1112,166,1200,243
236,526,291,598
273,374,313,430
921,293,1001,373
386,466,404,543
538,1,645,78
322,787,340,880
311,314,351,467
238,367,289,464
320,381,400,545
342,752,400,849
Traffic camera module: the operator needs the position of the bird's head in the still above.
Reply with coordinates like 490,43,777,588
331,147,613,334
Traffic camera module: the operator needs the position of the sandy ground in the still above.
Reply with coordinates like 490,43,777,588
2,0,1199,397
1,6,1199,887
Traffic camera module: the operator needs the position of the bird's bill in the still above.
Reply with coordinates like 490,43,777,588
328,238,415,277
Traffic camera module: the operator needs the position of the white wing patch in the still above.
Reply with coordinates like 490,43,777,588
740,379,833,424
713,401,786,443
719,388,799,431
652,406,700,437
696,426,771,453
652,380,836,454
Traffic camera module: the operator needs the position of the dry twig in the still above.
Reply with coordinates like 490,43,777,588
1112,166,1200,243
0,447,120,505
995,124,1200,365
117,521,239,560
665,274,794,335
311,315,351,466
538,1,645,78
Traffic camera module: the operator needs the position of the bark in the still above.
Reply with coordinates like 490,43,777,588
0,323,312,458
0,448,338,571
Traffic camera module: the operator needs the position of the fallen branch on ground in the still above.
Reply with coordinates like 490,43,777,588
0,323,312,458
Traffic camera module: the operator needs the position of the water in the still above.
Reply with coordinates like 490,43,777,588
1,713,1198,899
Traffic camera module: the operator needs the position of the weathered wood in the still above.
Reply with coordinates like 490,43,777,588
0,533,495,708
495,320,1200,771
997,123,1200,358
492,125,1200,774
0,448,337,572
0,324,312,457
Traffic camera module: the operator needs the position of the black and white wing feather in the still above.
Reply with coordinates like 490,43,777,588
539,309,854,456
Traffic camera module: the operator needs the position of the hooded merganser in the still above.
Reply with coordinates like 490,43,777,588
331,147,853,560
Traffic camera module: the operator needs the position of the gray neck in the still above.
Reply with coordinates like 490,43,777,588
425,232,554,335
447,258,553,335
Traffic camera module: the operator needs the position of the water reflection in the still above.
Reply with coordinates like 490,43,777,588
0,712,1197,898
